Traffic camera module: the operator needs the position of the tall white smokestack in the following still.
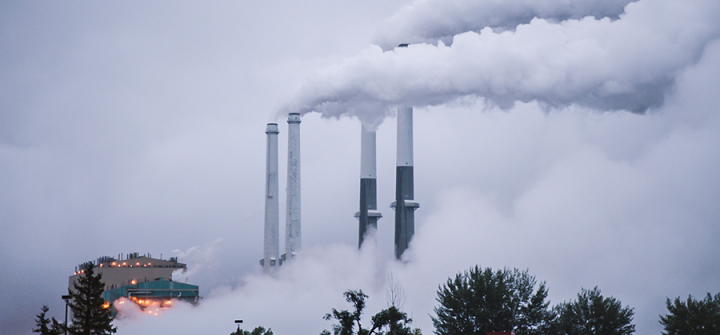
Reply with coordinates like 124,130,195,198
355,124,381,248
392,106,419,259
262,123,280,272
285,113,302,260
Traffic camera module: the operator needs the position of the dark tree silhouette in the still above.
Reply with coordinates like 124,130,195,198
321,290,417,335
231,326,274,335
432,266,553,335
550,287,635,335
659,292,720,335
68,263,116,335
33,305,64,335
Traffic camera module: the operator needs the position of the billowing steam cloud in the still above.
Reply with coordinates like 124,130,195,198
284,0,720,124
374,0,637,50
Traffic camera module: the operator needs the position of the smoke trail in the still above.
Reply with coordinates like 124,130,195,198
283,0,720,124
374,0,638,50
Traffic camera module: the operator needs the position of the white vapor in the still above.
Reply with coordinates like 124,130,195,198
283,0,720,125
116,36,720,335
3,0,719,334
374,0,637,50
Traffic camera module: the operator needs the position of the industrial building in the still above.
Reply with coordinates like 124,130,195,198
102,279,199,312
69,253,199,313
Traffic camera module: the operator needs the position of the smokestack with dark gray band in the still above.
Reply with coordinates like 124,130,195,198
355,124,382,248
392,106,419,259
262,123,280,272
285,113,302,260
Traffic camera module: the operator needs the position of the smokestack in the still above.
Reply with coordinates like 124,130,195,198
262,123,280,272
285,113,302,261
392,106,419,259
355,124,382,248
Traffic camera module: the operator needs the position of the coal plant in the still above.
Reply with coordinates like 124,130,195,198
285,113,302,261
260,108,421,267
355,124,382,248
392,106,419,259
262,123,280,272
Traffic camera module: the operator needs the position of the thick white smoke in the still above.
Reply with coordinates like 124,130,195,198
374,0,637,50
116,38,720,334
283,0,720,125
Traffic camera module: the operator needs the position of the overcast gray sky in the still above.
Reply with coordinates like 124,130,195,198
1,1,719,334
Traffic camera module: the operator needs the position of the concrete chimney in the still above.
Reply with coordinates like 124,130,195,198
285,113,302,260
355,124,382,248
392,106,419,259
262,123,280,272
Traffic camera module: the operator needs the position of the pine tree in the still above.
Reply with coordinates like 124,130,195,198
33,305,64,335
68,263,116,335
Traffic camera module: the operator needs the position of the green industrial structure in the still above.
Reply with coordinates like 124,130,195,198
103,279,199,311
70,253,200,315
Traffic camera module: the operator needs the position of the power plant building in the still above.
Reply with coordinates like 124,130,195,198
69,253,199,313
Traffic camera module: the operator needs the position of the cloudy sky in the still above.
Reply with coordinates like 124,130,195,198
2,0,719,334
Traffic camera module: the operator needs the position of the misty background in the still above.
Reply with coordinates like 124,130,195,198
1,1,719,334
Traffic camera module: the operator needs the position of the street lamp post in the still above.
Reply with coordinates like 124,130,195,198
61,294,71,335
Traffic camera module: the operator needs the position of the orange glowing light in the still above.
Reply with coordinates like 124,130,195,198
165,300,172,305
131,280,137,285
102,302,110,309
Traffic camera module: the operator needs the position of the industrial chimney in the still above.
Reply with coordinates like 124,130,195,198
285,113,302,261
355,124,382,248
392,106,419,259
262,123,280,272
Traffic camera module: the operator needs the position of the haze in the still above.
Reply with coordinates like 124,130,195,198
1,1,719,334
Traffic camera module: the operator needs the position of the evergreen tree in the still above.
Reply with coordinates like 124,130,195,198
33,305,64,335
230,326,274,335
321,290,416,335
432,266,554,335
550,287,635,335
68,263,116,335
659,292,720,335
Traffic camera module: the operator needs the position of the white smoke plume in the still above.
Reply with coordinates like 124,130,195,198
283,0,720,125
374,0,637,50
171,239,224,284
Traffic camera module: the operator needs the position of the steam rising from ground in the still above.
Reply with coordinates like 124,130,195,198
284,0,720,125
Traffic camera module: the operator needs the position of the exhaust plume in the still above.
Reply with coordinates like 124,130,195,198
374,0,638,50
283,0,720,124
